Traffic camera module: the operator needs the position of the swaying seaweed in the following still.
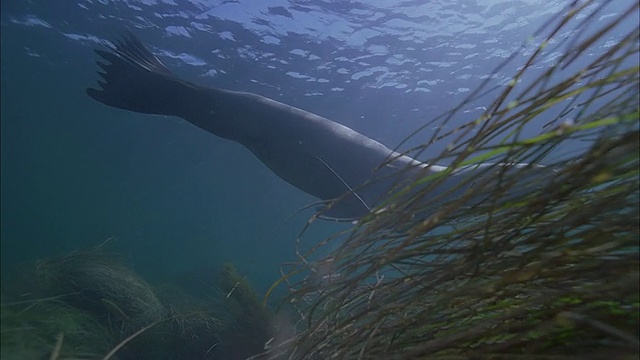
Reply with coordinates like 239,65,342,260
169,263,273,360
261,1,640,359
0,297,114,360
34,242,168,337
2,245,273,359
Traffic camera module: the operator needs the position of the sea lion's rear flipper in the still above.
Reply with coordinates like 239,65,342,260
87,31,190,116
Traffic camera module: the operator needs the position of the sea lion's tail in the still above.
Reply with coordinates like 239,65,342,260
87,31,190,116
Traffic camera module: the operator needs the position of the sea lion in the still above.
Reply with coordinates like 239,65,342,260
86,32,541,221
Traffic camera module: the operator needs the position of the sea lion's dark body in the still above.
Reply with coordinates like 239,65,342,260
87,33,438,220
88,34,549,220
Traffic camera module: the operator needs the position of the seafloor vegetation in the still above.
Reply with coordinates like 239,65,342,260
1,244,272,360
1,0,638,359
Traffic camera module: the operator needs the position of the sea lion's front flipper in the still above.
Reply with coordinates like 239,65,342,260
310,154,372,221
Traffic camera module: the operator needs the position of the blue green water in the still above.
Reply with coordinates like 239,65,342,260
0,28,345,297
1,0,636,300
